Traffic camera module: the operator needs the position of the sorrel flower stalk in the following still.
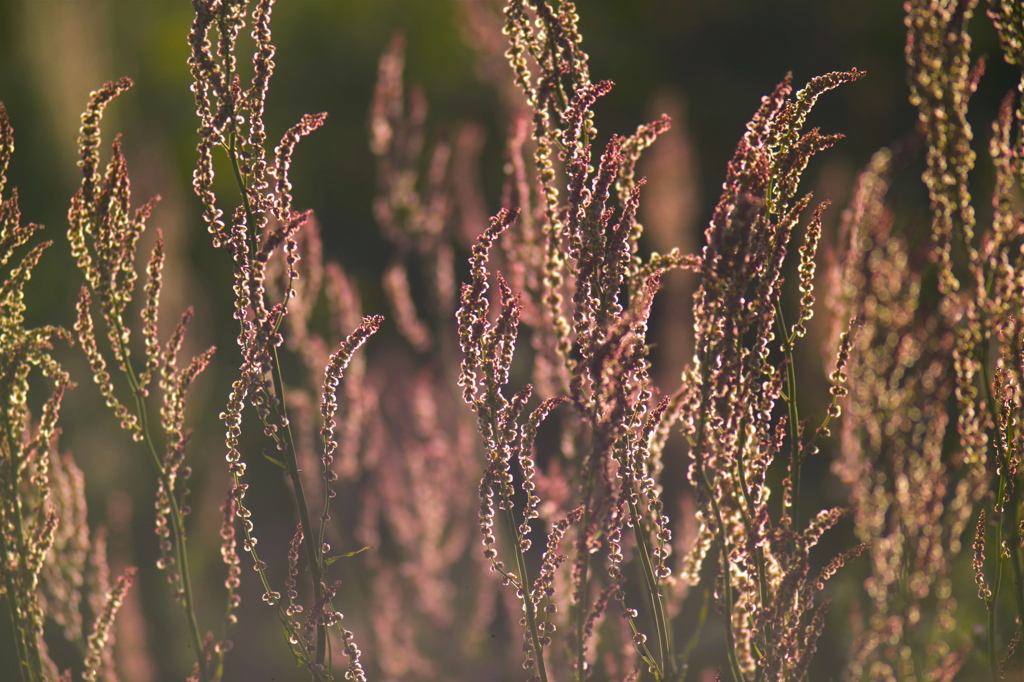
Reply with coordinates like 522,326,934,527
681,66,867,680
460,1,695,680
0,101,134,682
67,78,217,681
457,1,870,679
188,0,379,679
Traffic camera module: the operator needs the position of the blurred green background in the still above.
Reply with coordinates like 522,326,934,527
0,1,1018,680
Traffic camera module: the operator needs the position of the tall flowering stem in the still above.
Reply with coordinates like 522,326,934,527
189,0,379,678
457,2,712,679
67,79,216,681
682,66,864,679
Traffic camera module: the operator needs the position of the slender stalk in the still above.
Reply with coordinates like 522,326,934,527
989,485,1003,682
774,299,802,523
702,469,745,682
735,438,774,660
270,343,327,666
690,346,744,681
628,495,673,680
2,418,43,682
1,534,38,682
111,319,209,682
574,456,598,682
504,505,548,682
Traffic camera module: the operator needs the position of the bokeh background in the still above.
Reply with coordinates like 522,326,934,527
0,1,1019,680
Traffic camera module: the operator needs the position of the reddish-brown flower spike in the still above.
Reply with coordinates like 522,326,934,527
617,114,672,198
83,567,136,682
140,229,165,389
272,112,328,222
489,273,522,390
0,101,14,198
77,77,133,205
457,208,518,407
248,0,277,188
74,286,140,439
320,314,384,461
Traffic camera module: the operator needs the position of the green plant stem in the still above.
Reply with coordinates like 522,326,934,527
704,473,745,682
1,536,38,682
114,326,209,682
690,348,744,682
504,505,549,682
574,455,598,682
990,483,1003,682
269,343,328,666
226,117,330,669
628,494,673,680
735,440,773,662
775,300,802,524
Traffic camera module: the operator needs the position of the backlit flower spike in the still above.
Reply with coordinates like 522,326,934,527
616,114,672,202
271,112,328,224
502,0,540,109
0,240,49,330
488,272,522,391
560,80,612,157
24,356,72,494
163,345,217,469
74,287,140,439
988,0,1024,71
571,134,620,338
628,396,674,582
92,138,132,314
188,0,250,248
82,567,136,682
246,0,276,198
218,489,242,626
320,314,384,468
791,201,828,340
187,1,222,125
123,192,160,305
973,509,993,603
531,506,583,639
255,208,310,305
769,69,863,209
0,187,41,277
69,80,132,293
75,78,133,210
516,396,569,550
985,93,1024,316
139,229,165,390
604,177,646,313
0,106,47,303
457,208,518,407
